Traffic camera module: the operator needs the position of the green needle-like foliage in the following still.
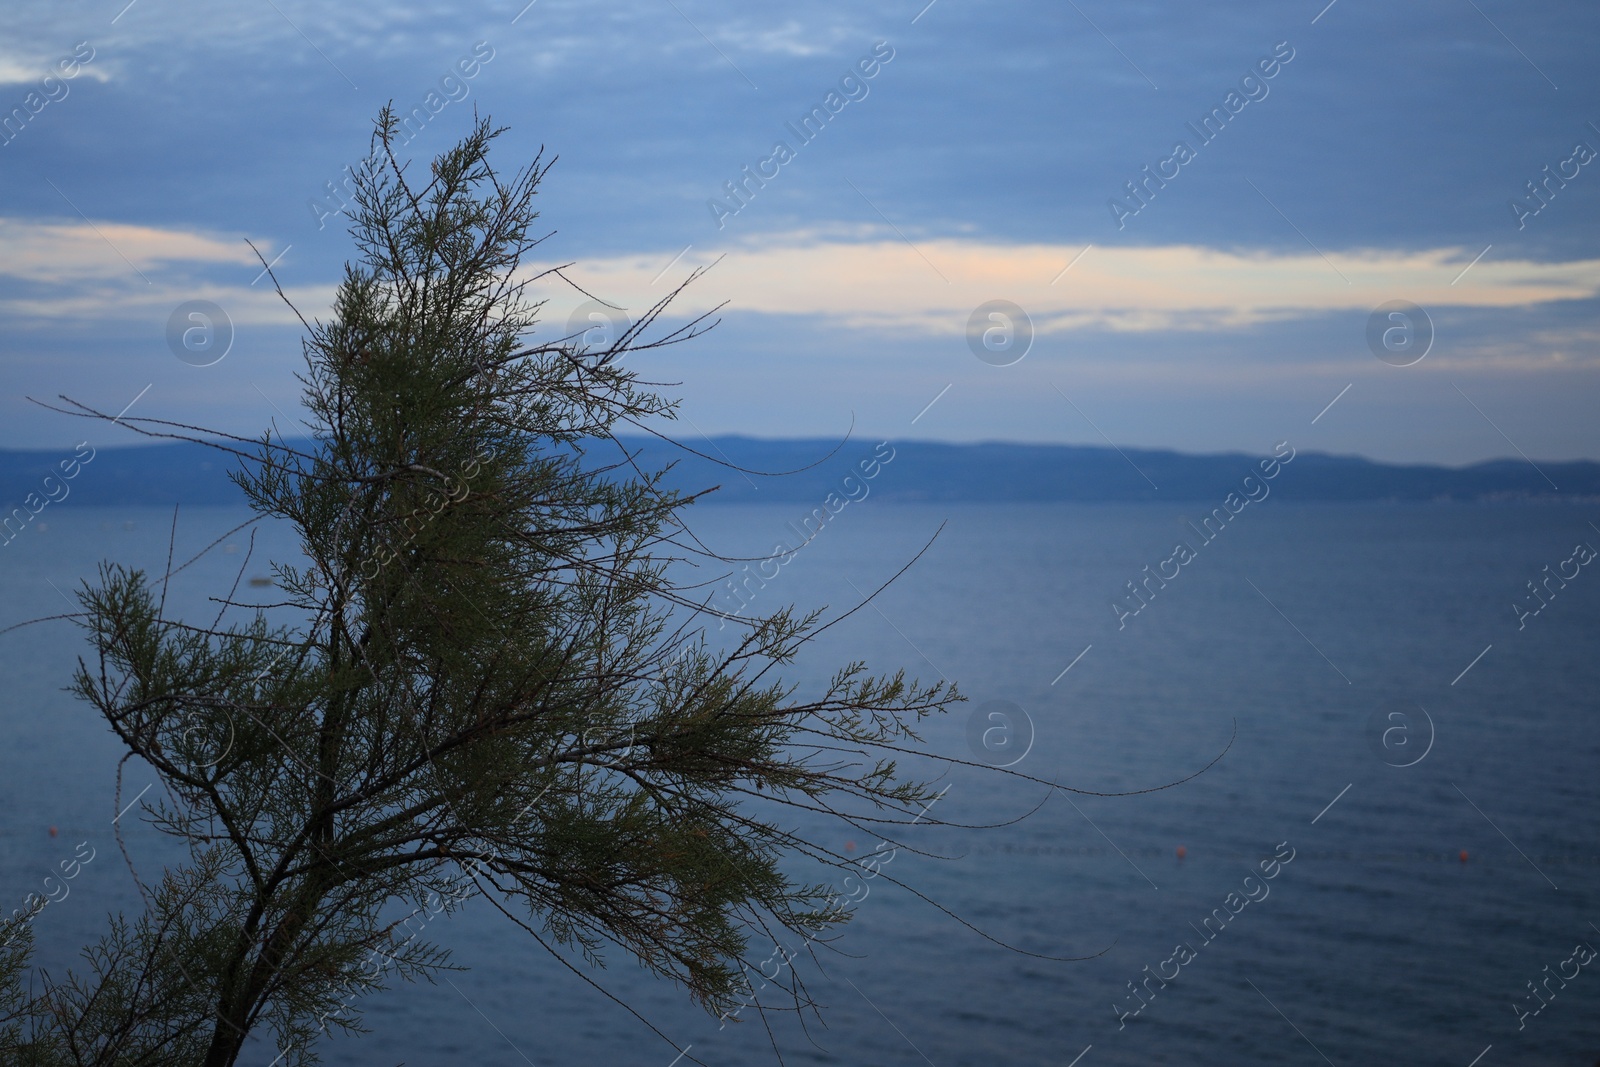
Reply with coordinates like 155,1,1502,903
2,108,960,1066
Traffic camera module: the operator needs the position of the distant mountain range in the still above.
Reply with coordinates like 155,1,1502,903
2,436,1595,513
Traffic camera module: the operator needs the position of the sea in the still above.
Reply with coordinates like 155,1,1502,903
2,500,1597,1066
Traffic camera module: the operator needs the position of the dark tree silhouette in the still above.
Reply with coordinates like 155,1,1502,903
0,109,971,1066
1,107,1224,1067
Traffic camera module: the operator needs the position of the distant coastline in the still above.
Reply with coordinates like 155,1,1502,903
2,435,1598,511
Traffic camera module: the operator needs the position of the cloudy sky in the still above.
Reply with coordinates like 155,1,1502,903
2,0,1598,463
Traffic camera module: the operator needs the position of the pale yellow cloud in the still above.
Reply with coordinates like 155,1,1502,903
0,218,331,326
0,54,111,85
0,219,256,282
8,217,1599,343
538,233,1600,335
1,283,339,328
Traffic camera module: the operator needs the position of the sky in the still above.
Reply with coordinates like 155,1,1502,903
2,0,1599,464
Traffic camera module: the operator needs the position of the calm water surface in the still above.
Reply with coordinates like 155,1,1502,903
2,501,1597,1065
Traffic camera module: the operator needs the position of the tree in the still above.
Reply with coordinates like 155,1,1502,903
0,108,966,1066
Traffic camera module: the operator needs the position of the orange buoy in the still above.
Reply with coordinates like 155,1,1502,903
845,841,856,853
1459,849,1469,863
1175,845,1186,860
48,826,58,837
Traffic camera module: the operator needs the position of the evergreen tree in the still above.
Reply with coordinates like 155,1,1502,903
0,109,962,1066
